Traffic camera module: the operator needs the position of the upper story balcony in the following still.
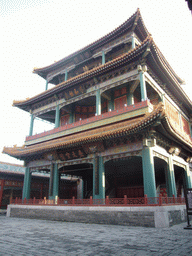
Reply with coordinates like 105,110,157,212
25,100,153,146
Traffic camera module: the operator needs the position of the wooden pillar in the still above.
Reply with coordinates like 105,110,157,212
48,164,54,199
142,146,156,197
108,91,114,111
93,156,105,199
96,89,101,115
55,105,60,128
127,89,134,105
185,164,192,189
45,80,48,91
102,50,105,65
52,163,59,199
138,65,147,101
22,168,31,199
0,179,5,209
131,35,136,49
65,70,68,81
167,155,177,197
29,113,34,136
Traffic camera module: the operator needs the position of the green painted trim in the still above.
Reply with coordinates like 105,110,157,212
139,72,147,101
55,105,60,128
142,147,156,197
52,163,59,198
22,167,31,199
167,155,177,197
29,114,34,137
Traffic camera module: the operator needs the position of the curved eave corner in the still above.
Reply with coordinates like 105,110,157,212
32,8,149,78
161,116,192,153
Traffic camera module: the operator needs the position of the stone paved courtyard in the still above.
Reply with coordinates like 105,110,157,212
0,215,192,255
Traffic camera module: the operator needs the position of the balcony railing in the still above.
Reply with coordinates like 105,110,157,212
10,194,185,207
26,100,151,143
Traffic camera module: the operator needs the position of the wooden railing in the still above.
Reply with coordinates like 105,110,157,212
10,195,185,207
26,100,150,142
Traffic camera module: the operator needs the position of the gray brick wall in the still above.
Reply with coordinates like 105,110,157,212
10,208,155,227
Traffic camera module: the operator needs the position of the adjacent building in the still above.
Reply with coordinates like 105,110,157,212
3,9,192,201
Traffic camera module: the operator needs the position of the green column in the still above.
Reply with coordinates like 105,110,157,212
29,113,34,136
49,164,54,199
102,50,105,65
142,146,156,197
190,124,192,138
55,105,60,128
139,71,147,101
65,70,68,81
69,106,75,124
131,35,135,49
185,165,192,189
45,80,48,91
52,163,59,198
81,179,84,199
22,167,31,199
108,91,114,111
96,89,101,115
127,88,134,105
167,155,177,197
93,156,105,199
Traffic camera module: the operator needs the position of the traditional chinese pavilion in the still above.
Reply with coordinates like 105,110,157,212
3,9,192,201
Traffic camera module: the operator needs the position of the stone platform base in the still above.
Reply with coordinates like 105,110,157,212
7,204,189,228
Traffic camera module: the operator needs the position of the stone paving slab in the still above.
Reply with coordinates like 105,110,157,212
0,216,192,255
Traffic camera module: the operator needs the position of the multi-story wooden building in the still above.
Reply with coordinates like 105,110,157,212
3,9,192,201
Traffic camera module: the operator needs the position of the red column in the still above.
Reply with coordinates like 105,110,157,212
0,180,5,209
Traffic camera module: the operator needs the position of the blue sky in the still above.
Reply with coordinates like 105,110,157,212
1,0,192,164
